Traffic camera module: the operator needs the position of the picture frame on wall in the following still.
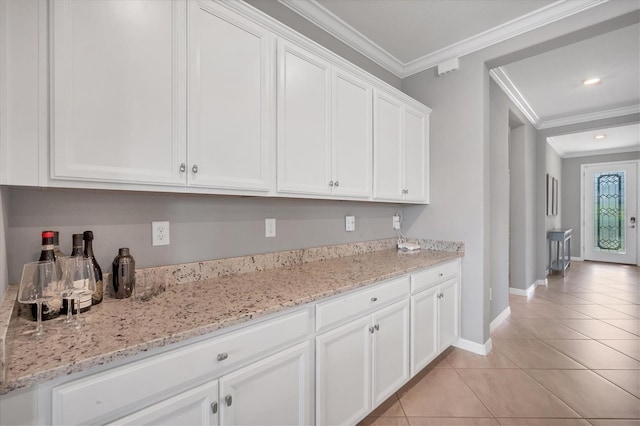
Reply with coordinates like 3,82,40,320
552,178,558,216
546,174,553,216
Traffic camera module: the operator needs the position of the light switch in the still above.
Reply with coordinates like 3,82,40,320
345,216,356,232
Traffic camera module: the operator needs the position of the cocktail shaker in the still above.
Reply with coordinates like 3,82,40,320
112,248,135,299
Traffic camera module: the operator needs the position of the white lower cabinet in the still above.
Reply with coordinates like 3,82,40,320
410,261,460,376
112,341,312,426
316,299,410,425
107,381,220,426
218,341,313,425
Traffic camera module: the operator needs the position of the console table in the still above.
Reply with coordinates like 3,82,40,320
548,229,572,276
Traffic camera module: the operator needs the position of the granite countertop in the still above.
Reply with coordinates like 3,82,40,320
0,241,462,395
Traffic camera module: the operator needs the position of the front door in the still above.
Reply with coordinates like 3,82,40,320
583,161,638,264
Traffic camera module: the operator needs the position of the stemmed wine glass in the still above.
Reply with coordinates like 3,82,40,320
61,256,96,329
18,260,59,337
59,256,79,325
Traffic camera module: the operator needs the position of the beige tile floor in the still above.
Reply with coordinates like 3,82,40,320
358,261,640,426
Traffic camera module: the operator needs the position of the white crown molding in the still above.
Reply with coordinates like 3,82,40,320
277,0,405,76
490,67,540,127
403,0,609,77
538,105,640,129
547,137,565,157
279,0,608,78
561,145,640,159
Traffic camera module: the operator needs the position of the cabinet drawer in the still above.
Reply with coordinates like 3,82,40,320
52,308,312,425
411,260,459,294
316,276,410,332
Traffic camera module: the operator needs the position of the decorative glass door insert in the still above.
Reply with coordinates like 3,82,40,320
594,171,625,253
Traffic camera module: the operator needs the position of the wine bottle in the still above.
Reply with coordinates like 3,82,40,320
31,231,62,321
62,234,92,314
83,231,103,305
53,231,66,259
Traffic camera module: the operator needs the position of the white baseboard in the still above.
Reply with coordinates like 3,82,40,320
454,337,492,355
572,257,584,261
509,282,536,297
490,306,511,333
536,278,548,287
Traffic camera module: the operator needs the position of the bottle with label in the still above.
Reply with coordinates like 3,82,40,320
83,231,103,305
61,234,92,314
31,231,62,321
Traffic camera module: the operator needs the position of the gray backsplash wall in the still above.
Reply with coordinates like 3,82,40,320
5,187,404,284
562,151,640,257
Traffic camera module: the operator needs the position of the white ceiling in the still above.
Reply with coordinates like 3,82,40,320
548,124,640,158
280,0,640,157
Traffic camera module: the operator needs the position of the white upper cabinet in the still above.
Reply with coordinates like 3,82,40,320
50,0,187,186
187,1,274,192
277,40,332,195
332,69,373,198
374,89,430,203
373,91,404,201
277,40,373,199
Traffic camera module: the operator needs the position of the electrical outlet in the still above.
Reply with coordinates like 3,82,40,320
345,216,355,232
152,221,170,246
393,215,401,230
265,218,276,238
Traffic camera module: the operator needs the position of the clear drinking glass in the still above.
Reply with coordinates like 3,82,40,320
59,256,80,325
68,257,96,329
18,260,59,337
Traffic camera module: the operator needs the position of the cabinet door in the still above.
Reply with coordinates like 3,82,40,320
316,316,372,426
188,1,273,192
51,0,186,185
277,40,332,195
372,299,410,407
411,286,438,377
331,68,372,199
403,105,428,202
438,278,459,352
219,342,312,426
108,380,218,426
373,90,403,201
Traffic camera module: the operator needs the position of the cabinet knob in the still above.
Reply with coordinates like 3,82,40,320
329,180,334,187
369,326,375,334
402,189,409,194
334,181,340,187
179,163,186,173
217,353,228,361
439,273,444,277
371,297,378,302
192,164,199,173
211,402,218,414
374,324,380,331
225,395,233,406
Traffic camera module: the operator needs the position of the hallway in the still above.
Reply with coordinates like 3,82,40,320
359,261,640,425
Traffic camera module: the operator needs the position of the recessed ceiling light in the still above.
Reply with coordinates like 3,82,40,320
593,134,606,140
583,78,601,86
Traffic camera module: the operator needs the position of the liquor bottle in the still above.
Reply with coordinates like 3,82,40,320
61,234,92,314
83,231,103,305
112,248,135,299
31,231,62,321
53,231,66,260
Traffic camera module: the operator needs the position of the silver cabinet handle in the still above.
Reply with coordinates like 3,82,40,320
334,181,340,187
179,163,186,172
371,297,378,302
225,395,232,406
369,326,375,334
402,189,408,194
374,324,380,331
192,164,198,173
329,180,334,187
217,353,228,361
211,402,218,414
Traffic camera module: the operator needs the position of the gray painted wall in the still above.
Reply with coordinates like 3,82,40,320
5,187,403,284
545,144,563,272
0,188,8,303
245,0,401,88
402,54,490,346
562,151,640,258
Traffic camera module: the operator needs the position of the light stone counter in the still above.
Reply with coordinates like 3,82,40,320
0,238,463,395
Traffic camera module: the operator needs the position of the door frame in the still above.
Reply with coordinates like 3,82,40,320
580,159,640,265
